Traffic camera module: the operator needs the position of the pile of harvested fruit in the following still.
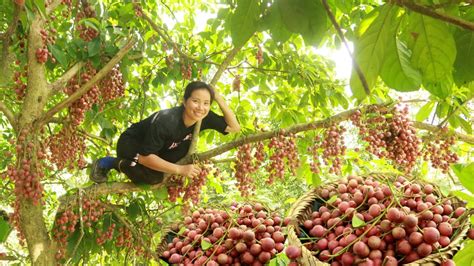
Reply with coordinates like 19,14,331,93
159,203,288,265
289,174,470,265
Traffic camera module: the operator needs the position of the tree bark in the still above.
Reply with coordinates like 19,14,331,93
17,12,57,265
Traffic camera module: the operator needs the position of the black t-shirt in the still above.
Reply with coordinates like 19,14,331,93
121,105,228,163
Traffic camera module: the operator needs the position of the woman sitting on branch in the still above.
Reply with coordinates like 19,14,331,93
90,81,240,184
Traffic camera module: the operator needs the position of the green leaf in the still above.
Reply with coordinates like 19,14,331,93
126,199,144,220
154,186,168,201
352,215,365,228
416,101,434,122
453,29,474,86
263,1,292,43
78,17,101,31
34,0,46,18
48,44,69,67
350,4,399,99
407,14,456,98
457,115,472,134
380,38,421,92
201,239,212,250
278,0,327,46
88,38,100,57
454,240,474,265
0,218,12,243
268,251,290,266
230,0,259,47
326,195,337,204
452,163,474,195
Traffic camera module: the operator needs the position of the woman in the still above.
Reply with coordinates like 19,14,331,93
90,81,240,184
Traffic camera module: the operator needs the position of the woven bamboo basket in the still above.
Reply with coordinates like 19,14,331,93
287,173,471,266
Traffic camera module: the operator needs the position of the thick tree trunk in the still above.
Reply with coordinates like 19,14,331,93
16,13,56,265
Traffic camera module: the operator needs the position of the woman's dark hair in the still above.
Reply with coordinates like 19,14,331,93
183,81,215,102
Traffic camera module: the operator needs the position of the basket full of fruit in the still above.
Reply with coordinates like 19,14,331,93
287,173,470,266
157,202,287,265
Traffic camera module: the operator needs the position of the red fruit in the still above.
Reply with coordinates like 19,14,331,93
243,230,255,242
241,252,254,264
260,237,275,252
403,214,418,228
368,204,381,217
250,243,261,255
392,227,406,240
468,228,474,240
438,222,453,237
353,241,369,257
235,242,247,253
383,256,398,266
285,245,301,259
217,253,229,264
396,240,412,255
258,251,271,263
416,243,432,257
272,231,285,243
229,227,243,240
341,252,354,265
386,208,400,222
168,253,182,264
408,232,423,246
423,227,440,244
367,236,381,250
15,0,25,6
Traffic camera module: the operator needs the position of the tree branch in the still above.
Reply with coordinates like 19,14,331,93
137,5,196,61
322,0,370,96
397,0,474,31
0,3,20,41
49,62,86,92
39,38,135,126
412,121,474,144
0,101,16,128
57,102,474,208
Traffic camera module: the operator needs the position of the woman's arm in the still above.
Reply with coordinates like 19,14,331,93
214,91,241,133
138,154,201,178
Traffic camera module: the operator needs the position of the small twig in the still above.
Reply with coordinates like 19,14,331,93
49,62,86,92
438,95,474,127
78,129,111,145
396,0,474,32
321,0,370,96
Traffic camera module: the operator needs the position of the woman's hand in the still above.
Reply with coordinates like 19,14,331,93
178,164,201,178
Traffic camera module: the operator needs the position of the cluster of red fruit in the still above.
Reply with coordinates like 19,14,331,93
180,62,193,80
422,131,458,173
2,128,47,205
308,124,346,175
234,142,265,197
350,105,422,173
161,203,288,265
266,133,299,183
99,64,125,102
75,1,99,41
52,198,105,260
47,124,87,170
296,174,468,265
12,67,27,100
168,162,215,208
64,66,101,125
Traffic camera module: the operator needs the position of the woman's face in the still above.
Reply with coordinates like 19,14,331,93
183,88,211,122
